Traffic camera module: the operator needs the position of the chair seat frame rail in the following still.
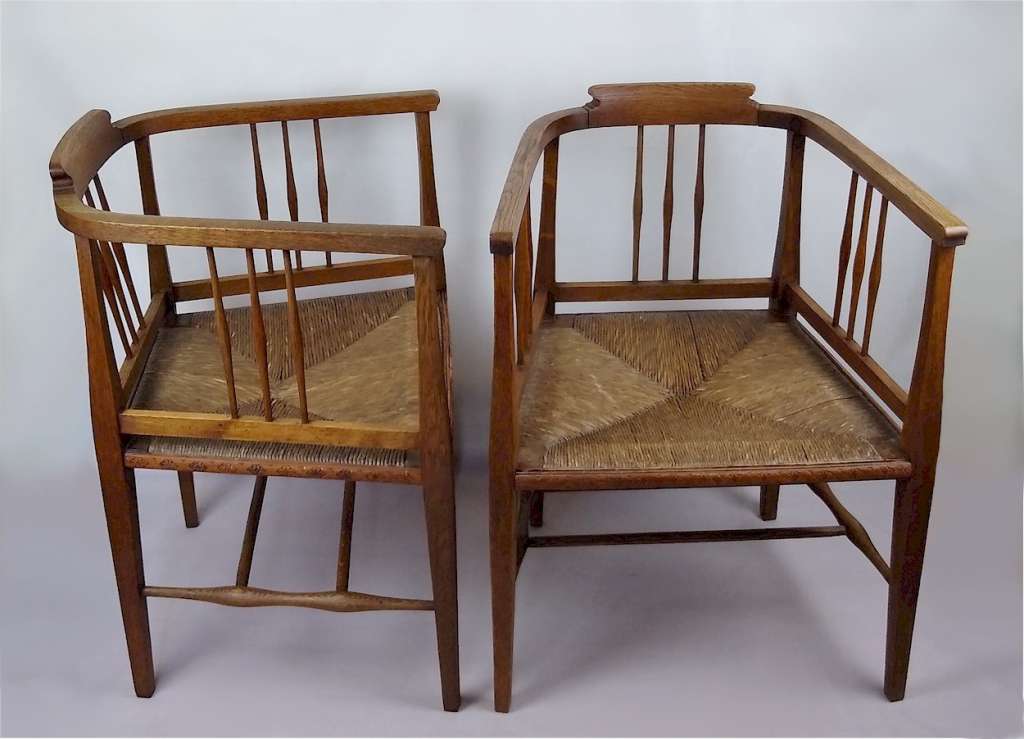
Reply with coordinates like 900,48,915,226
51,89,460,710
487,82,966,712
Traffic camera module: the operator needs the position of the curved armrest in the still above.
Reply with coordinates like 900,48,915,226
490,108,588,254
116,90,440,139
759,105,967,246
55,195,445,257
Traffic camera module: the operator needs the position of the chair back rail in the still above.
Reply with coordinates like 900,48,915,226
490,82,967,476
51,91,449,456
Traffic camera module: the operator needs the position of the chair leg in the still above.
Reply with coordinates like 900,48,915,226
335,480,356,591
759,484,780,521
99,465,155,697
177,471,199,528
529,491,545,527
491,476,519,712
422,471,461,711
884,475,935,701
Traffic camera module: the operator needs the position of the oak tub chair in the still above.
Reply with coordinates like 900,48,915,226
50,90,459,710
488,83,966,711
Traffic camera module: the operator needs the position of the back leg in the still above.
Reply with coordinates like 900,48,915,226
759,484,780,521
177,471,199,528
529,491,544,527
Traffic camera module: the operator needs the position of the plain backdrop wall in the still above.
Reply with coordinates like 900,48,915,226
1,2,1021,736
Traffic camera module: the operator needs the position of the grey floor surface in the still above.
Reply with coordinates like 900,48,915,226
1,457,1020,737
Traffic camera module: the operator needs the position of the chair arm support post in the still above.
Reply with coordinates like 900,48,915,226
770,130,805,315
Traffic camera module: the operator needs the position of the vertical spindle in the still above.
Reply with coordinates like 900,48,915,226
692,124,706,281
281,249,308,422
662,125,675,281
833,171,860,325
93,176,145,325
249,124,273,271
847,183,874,337
244,248,274,420
205,247,239,417
313,119,331,266
861,198,889,354
281,121,301,269
632,125,644,282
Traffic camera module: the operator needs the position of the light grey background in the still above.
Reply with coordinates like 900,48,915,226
1,1,1021,736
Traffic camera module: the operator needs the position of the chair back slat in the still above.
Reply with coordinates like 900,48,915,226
661,125,675,281
281,250,309,422
692,124,706,281
249,124,274,271
861,198,889,354
846,182,874,336
832,171,860,325
631,125,644,282
244,248,274,420
205,248,239,417
312,119,332,265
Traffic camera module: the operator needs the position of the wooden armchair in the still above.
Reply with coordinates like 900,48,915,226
50,90,459,710
488,83,967,711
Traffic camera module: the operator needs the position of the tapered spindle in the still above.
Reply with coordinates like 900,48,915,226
514,193,534,362
632,125,644,282
692,124,706,281
281,121,302,269
662,125,675,281
93,176,144,325
98,240,138,341
249,124,273,271
93,239,132,355
833,171,860,325
313,119,331,266
861,198,889,354
244,248,274,420
205,247,239,417
847,183,874,337
84,188,137,340
281,249,309,422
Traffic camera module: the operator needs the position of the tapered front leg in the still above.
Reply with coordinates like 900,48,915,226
884,475,935,700
491,476,519,712
759,484,780,521
177,471,199,528
101,466,155,697
423,471,460,711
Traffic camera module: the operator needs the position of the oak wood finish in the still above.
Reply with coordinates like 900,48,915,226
692,124,706,280
177,471,199,529
529,525,846,548
759,484,780,521
489,82,966,711
336,481,356,591
143,585,434,612
52,90,458,710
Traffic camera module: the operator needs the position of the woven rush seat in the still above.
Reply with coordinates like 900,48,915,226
518,309,905,472
129,287,418,468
